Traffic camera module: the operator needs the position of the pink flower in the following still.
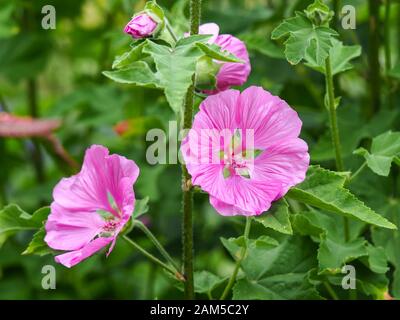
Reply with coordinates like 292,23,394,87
124,13,158,39
181,86,309,216
45,145,139,267
198,23,251,94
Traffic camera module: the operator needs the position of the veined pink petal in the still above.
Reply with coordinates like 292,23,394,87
253,138,310,198
209,176,281,216
53,145,139,218
46,144,140,267
124,14,158,39
55,237,114,268
238,86,302,149
194,89,240,131
198,23,220,43
45,203,105,251
181,86,309,216
212,34,251,93
191,23,251,94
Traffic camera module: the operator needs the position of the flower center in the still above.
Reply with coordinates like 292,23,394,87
103,219,119,232
220,130,263,179
99,218,121,237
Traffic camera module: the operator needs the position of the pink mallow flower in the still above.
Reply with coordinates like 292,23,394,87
45,145,139,268
124,13,158,39
181,86,309,216
198,23,251,94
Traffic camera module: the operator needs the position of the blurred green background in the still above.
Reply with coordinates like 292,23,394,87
0,0,399,299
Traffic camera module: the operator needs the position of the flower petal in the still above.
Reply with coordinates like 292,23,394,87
188,163,281,215
199,23,220,43
45,203,105,251
213,34,251,92
54,237,114,268
252,138,310,198
238,86,302,149
194,89,240,131
53,145,139,218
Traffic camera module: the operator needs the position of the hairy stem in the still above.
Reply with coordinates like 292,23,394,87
181,0,201,300
333,0,341,31
220,217,252,300
133,220,181,274
123,235,183,281
325,56,349,242
325,56,344,172
350,161,367,182
166,20,178,43
367,0,381,119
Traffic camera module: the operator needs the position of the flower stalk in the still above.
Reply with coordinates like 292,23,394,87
220,217,252,300
123,235,184,281
325,55,349,242
181,0,202,300
132,220,181,274
325,56,344,172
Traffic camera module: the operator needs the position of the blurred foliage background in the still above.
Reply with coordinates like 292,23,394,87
0,0,399,299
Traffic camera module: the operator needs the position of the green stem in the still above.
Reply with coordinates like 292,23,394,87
367,0,381,118
27,79,45,187
349,161,367,182
220,217,252,300
384,0,394,109
333,0,341,31
181,0,201,300
165,20,178,43
384,0,392,72
325,56,349,242
133,220,181,273
323,282,339,300
123,235,183,280
325,56,344,172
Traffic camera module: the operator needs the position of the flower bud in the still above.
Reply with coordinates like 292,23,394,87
124,13,158,39
194,56,221,91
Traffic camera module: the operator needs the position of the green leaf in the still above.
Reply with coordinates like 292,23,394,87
287,166,396,229
103,61,161,88
222,236,322,300
0,2,18,38
254,200,292,234
111,41,147,69
193,271,227,295
132,197,150,219
195,42,243,63
143,40,204,114
305,38,361,75
144,0,165,22
372,201,400,297
0,205,49,249
176,34,212,47
361,244,389,274
323,263,389,299
292,210,365,242
239,33,284,59
271,12,337,65
0,34,52,81
23,227,54,256
354,131,400,176
317,235,368,274
304,0,334,26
